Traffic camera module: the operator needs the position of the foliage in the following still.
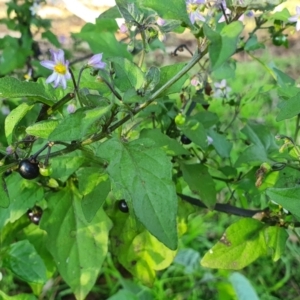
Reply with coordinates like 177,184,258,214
1,0,300,299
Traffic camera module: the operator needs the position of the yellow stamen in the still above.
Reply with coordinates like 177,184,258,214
187,4,198,14
54,63,67,75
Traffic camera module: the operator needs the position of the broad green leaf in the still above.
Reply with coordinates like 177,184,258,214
277,92,300,121
138,0,190,25
116,0,143,23
74,19,131,60
266,187,300,221
23,225,56,278
0,77,55,106
0,290,37,300
5,103,34,144
40,188,112,300
142,66,160,93
207,129,232,158
109,210,176,285
267,8,290,21
3,240,47,284
264,226,288,261
179,118,208,149
235,144,268,166
77,167,111,222
49,105,111,141
245,34,265,52
180,163,216,209
193,111,219,129
201,218,267,269
155,63,188,96
50,151,86,182
272,67,295,87
99,138,178,250
0,173,44,230
229,272,259,300
41,30,61,47
108,57,144,91
140,128,189,156
204,22,244,70
26,120,59,139
0,175,10,208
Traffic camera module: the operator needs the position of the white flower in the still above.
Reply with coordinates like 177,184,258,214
40,49,71,89
29,2,41,16
214,79,231,98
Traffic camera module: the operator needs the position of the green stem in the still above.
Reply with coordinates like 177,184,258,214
46,93,75,116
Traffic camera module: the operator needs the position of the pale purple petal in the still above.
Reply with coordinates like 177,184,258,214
60,76,67,89
87,53,106,69
296,5,300,15
56,49,65,62
40,60,55,70
289,16,298,22
45,72,58,84
53,74,61,88
157,17,166,26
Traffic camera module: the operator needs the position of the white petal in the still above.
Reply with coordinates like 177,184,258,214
296,21,300,31
45,72,57,84
40,60,55,70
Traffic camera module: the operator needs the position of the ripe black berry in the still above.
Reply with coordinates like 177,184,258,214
27,206,42,225
180,135,192,145
118,199,129,213
18,158,40,180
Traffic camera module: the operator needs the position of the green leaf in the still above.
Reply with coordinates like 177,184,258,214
204,22,244,70
0,173,44,230
74,19,131,59
108,57,144,92
266,187,300,221
264,226,288,262
99,138,178,250
155,63,188,96
0,290,37,300
26,120,59,139
179,118,208,149
49,105,111,141
5,103,34,144
109,211,176,285
201,218,267,269
116,0,143,23
0,77,55,106
0,175,10,208
229,272,259,300
140,128,189,156
268,8,290,21
207,129,232,158
77,167,111,222
143,66,160,93
40,188,112,300
138,0,190,25
50,152,86,182
272,67,295,87
180,163,216,209
41,30,61,48
245,34,265,52
3,240,47,284
277,92,300,121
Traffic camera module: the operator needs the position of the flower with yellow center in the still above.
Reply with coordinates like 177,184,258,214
40,49,71,89
186,0,206,24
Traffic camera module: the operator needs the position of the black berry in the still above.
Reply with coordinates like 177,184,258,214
118,199,129,213
18,158,40,180
27,206,42,225
180,135,192,145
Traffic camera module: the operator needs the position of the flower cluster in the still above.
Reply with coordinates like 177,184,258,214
40,49,106,89
186,0,206,24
